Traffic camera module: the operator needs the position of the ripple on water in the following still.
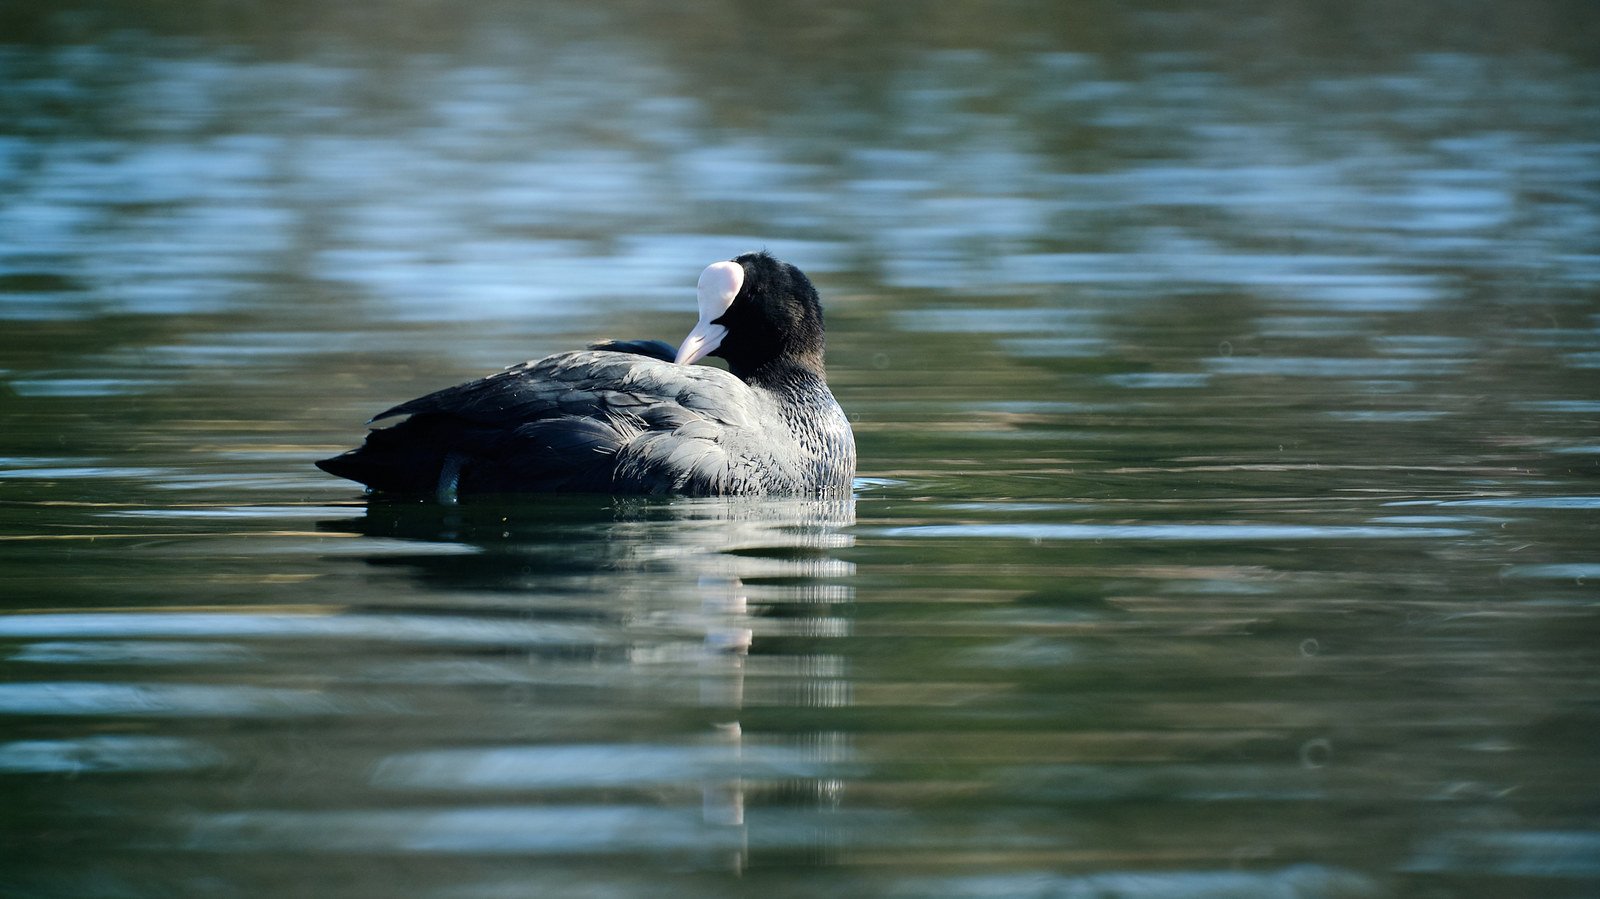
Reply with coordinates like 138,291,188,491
0,736,227,774
877,523,1474,541
0,612,607,646
0,682,355,717
9,378,164,396
372,743,826,791
1204,357,1467,378
0,465,168,479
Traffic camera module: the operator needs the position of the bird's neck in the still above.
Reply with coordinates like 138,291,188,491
736,357,828,395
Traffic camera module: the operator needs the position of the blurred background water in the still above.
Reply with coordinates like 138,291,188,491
2,2,1598,897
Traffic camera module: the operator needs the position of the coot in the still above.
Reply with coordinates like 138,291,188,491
316,251,855,500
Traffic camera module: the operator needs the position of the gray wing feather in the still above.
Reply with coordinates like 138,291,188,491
356,350,786,495
373,350,756,425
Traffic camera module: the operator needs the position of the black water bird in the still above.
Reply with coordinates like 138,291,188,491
316,252,855,500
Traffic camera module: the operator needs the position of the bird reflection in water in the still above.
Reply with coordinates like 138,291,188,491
316,495,856,869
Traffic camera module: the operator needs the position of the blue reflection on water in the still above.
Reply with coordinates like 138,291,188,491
0,682,352,717
13,641,256,665
0,736,226,774
0,465,168,479
3,41,1594,331
894,867,1383,898
1397,496,1600,509
880,523,1473,541
185,806,867,854
374,743,827,790
0,612,604,645
10,378,164,396
1406,830,1600,878
1500,564,1600,580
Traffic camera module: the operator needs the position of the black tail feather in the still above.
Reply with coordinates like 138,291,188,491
317,414,494,494
317,412,622,496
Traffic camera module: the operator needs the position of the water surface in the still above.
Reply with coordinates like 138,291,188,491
2,3,1598,897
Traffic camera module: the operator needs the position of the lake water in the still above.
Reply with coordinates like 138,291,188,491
2,3,1598,897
